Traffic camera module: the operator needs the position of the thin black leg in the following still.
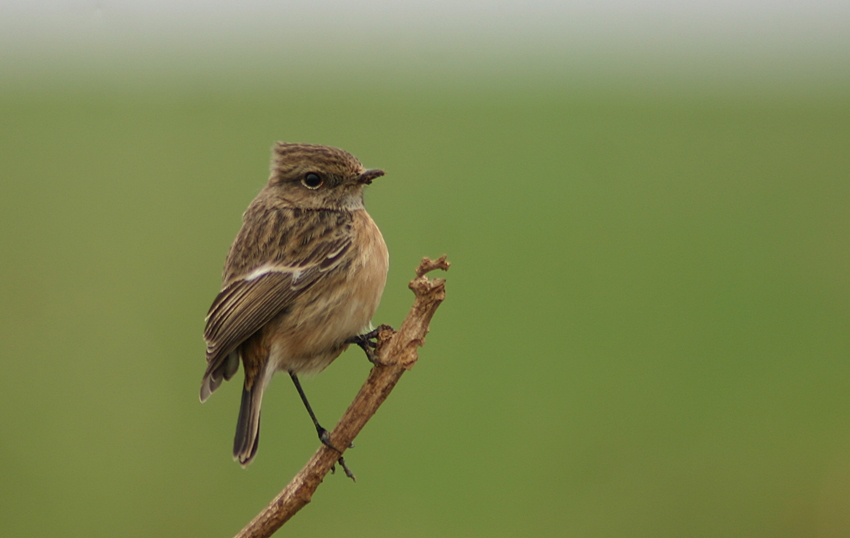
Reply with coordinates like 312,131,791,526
290,372,356,480
290,372,333,447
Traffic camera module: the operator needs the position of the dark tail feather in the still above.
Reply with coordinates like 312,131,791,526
200,350,240,402
233,381,264,466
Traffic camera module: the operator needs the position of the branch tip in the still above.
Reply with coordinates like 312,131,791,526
416,255,450,277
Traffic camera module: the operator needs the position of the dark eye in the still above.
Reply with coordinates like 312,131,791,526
301,172,323,189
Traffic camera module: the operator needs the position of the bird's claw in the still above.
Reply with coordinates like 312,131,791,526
347,325,393,364
330,456,356,481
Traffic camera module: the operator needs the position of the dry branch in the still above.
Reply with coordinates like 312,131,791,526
234,255,450,538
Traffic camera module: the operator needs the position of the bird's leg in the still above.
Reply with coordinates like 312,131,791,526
346,324,393,364
290,373,355,480
290,372,334,447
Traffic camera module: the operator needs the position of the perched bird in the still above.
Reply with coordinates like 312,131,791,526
200,142,389,466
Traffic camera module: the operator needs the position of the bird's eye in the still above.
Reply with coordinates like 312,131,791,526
301,172,324,189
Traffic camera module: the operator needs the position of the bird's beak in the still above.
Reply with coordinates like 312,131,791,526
358,169,385,185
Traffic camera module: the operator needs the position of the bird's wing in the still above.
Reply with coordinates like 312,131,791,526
200,204,353,401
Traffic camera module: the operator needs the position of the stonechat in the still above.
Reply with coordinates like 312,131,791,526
200,142,388,466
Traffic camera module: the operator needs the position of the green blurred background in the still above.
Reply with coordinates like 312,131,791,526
2,2,849,537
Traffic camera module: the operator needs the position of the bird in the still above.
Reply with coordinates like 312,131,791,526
200,142,389,466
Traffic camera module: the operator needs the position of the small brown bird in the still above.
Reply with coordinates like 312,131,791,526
200,142,389,466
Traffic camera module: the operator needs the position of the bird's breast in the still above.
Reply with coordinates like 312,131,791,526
266,209,388,375
346,208,389,327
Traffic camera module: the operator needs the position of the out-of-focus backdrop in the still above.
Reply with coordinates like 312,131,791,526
2,2,849,536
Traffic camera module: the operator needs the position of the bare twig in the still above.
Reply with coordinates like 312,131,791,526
234,255,450,538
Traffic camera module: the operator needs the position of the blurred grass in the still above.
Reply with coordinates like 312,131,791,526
1,74,849,537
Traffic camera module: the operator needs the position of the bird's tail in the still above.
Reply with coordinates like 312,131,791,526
200,351,240,402
233,375,267,466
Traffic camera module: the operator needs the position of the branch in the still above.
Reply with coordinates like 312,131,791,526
234,255,450,538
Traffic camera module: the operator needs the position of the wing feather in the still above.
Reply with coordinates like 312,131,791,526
200,203,354,400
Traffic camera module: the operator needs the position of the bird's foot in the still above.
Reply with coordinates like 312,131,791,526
347,325,394,364
317,426,354,451
330,456,356,481
319,427,356,481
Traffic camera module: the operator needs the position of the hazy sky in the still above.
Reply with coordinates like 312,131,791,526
4,1,848,46
2,0,848,83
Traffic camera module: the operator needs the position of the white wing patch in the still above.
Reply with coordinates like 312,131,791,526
326,244,346,259
244,264,301,282
244,265,274,281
